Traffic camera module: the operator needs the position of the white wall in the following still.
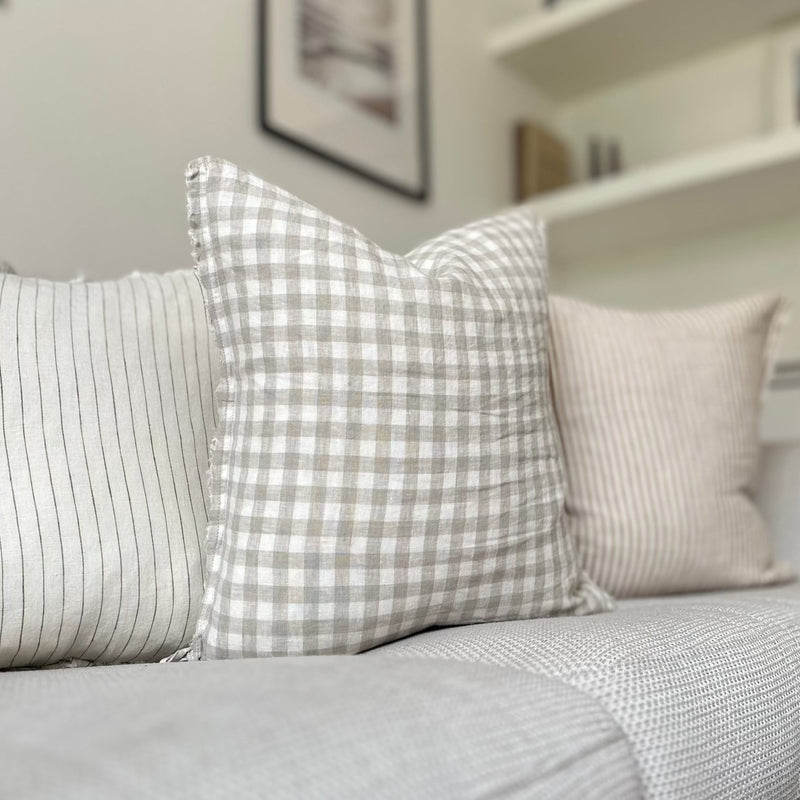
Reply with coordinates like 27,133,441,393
550,29,800,356
548,30,800,438
550,216,800,330
556,36,774,181
0,0,549,279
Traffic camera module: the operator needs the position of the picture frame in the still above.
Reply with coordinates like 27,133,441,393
259,0,429,201
770,23,800,131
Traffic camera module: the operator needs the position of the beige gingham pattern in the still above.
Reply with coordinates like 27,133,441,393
187,157,610,659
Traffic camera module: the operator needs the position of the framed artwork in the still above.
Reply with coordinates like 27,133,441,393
771,23,800,130
260,0,429,201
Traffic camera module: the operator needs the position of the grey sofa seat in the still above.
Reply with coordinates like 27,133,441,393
378,583,800,800
0,656,641,800
3,587,796,800
2,443,798,799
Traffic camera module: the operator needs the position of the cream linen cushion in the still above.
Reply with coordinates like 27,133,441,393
0,270,218,667
550,295,794,597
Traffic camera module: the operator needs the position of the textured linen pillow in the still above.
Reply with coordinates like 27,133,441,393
550,294,794,597
0,270,219,667
187,157,610,660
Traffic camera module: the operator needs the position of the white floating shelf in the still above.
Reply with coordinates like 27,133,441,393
530,133,800,265
489,0,800,101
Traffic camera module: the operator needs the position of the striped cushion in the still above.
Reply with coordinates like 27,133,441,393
0,271,219,667
550,295,795,597
186,157,610,660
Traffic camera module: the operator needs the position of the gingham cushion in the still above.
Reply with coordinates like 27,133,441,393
186,157,610,659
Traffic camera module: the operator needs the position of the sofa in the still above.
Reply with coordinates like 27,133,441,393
2,158,798,798
2,440,798,799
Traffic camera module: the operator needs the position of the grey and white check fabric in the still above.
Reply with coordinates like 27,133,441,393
187,157,610,659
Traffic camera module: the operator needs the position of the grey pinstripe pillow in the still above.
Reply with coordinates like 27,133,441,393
0,271,219,667
550,295,795,597
187,157,610,660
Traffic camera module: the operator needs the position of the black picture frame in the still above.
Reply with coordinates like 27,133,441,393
259,0,429,201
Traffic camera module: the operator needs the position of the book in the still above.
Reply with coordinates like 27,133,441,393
514,122,571,202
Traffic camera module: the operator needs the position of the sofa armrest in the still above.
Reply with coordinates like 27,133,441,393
755,442,800,574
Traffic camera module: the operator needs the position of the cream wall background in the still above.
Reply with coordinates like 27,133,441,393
2,1,798,435
0,0,548,279
556,36,774,180
550,30,800,357
548,30,800,439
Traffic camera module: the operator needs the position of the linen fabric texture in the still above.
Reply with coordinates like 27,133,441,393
550,294,794,597
0,656,642,800
379,583,800,800
0,271,219,667
187,157,610,660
